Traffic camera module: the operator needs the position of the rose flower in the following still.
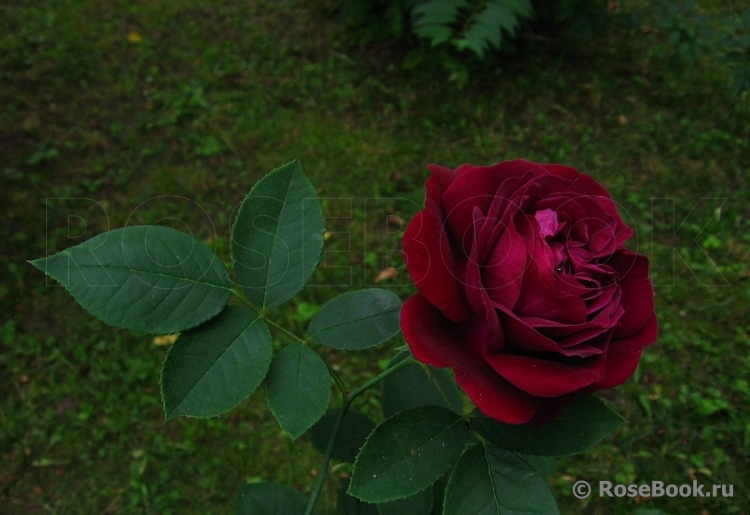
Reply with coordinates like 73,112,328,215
401,160,658,425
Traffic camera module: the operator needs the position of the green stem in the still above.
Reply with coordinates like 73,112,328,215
303,355,416,515
231,288,311,346
328,367,347,398
230,287,262,312
263,316,310,345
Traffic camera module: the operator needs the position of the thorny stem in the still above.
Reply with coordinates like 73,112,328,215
303,355,416,515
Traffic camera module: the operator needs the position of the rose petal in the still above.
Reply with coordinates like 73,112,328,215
401,294,466,368
514,258,588,325
591,312,658,390
401,295,539,424
426,164,459,211
543,164,613,199
455,364,540,425
403,209,471,322
607,250,655,338
483,225,528,309
535,208,561,238
443,161,546,254
474,181,522,263
464,208,502,341
492,305,568,355
484,352,604,397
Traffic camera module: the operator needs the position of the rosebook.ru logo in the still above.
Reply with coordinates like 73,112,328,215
572,480,734,499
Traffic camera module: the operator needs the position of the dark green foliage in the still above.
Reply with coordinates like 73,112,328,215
633,1,750,95
334,0,749,94
29,226,232,334
236,483,317,515
231,160,325,309
532,0,612,39
307,289,402,350
380,354,462,418
470,396,625,457
307,408,376,463
349,406,472,502
162,306,273,420
336,0,536,56
265,342,331,440
444,444,559,515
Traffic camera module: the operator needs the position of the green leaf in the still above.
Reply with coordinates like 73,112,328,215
231,160,324,308
470,395,625,456
265,342,330,439
519,454,557,478
307,289,401,350
307,408,376,463
29,225,231,334
444,444,559,515
349,406,471,503
161,306,272,420
377,488,433,515
236,482,317,515
381,354,462,418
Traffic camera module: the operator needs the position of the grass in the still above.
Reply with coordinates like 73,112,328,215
1,0,749,513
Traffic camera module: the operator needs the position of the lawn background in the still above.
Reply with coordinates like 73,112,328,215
1,0,748,513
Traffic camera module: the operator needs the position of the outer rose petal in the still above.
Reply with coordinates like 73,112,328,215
425,164,459,212
401,295,539,424
592,312,658,390
404,209,470,322
543,164,613,199
607,250,655,338
484,352,604,397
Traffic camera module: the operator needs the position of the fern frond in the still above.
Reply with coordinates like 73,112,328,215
412,0,469,46
455,0,533,57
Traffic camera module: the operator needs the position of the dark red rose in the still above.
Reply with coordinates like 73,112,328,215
401,159,657,425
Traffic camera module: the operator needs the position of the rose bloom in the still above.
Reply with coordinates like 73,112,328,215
401,159,658,425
